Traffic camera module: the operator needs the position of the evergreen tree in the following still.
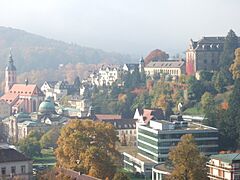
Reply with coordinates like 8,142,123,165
218,29,238,84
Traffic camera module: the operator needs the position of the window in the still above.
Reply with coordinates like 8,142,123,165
11,166,16,174
21,165,26,174
1,167,6,175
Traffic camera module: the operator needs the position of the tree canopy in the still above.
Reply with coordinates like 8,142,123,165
55,120,119,179
169,134,207,180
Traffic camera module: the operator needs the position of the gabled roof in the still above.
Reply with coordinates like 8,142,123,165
9,84,44,96
102,118,137,129
141,108,165,124
0,148,31,163
45,81,58,88
124,63,139,70
0,93,19,105
145,61,184,69
210,153,240,164
95,114,121,121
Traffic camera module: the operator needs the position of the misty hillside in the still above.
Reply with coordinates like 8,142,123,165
0,26,134,73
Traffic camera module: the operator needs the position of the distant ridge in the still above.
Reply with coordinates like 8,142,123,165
0,26,134,73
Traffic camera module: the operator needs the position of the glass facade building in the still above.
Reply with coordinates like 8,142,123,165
137,120,218,163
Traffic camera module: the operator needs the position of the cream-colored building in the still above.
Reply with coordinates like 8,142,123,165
88,66,120,86
207,153,240,180
144,60,185,79
0,100,11,119
0,145,33,180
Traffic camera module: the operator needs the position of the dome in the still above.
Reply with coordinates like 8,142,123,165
38,97,55,114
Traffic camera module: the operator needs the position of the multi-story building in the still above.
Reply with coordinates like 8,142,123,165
137,119,218,163
41,81,76,101
152,163,171,180
123,118,218,177
186,36,240,75
88,65,120,86
144,60,185,79
1,53,44,113
0,145,33,180
207,153,240,180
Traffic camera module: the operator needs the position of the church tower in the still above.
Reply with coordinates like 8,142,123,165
5,51,16,93
139,57,145,72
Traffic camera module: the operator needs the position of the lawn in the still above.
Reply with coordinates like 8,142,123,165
33,148,56,167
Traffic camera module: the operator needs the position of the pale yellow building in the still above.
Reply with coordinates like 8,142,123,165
144,60,185,79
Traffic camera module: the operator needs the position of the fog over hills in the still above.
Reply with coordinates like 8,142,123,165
0,26,134,73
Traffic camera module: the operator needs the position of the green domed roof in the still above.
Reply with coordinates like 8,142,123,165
38,97,55,114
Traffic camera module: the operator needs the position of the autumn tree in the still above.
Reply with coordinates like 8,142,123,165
113,171,130,180
55,120,119,179
230,48,240,79
169,134,207,180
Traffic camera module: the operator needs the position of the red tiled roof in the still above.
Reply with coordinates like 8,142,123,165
0,93,19,105
95,114,122,121
9,84,43,96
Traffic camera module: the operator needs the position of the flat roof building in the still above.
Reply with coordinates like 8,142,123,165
137,119,218,163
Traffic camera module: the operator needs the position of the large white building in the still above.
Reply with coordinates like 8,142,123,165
87,65,120,86
144,60,185,79
123,117,218,178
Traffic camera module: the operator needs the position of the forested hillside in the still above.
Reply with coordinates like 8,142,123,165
0,26,133,77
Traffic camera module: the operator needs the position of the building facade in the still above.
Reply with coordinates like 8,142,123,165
144,60,185,79
186,37,240,75
137,120,218,163
0,146,33,180
207,153,240,180
87,65,120,86
152,163,171,180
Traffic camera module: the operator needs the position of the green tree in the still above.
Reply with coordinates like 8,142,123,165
199,70,213,81
55,120,119,179
212,71,226,93
169,134,207,180
113,171,130,180
40,127,60,149
187,76,205,101
200,92,215,114
18,132,42,158
218,29,238,84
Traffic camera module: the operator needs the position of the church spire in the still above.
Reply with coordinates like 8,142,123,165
5,49,17,93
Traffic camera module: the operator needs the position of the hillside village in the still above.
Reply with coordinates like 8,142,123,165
1,29,240,180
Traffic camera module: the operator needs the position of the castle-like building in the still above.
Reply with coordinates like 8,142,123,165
186,36,240,75
0,52,44,114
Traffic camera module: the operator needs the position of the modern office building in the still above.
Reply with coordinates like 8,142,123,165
137,119,218,163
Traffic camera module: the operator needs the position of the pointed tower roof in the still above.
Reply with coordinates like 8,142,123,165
5,50,16,71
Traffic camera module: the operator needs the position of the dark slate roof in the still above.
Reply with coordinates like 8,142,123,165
210,153,240,163
0,148,31,163
124,63,139,70
145,61,184,68
191,37,240,51
102,118,137,129
46,81,58,88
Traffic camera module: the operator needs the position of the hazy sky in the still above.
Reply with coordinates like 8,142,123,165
0,0,240,56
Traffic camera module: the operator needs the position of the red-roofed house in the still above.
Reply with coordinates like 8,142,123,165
1,84,44,113
1,52,44,113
